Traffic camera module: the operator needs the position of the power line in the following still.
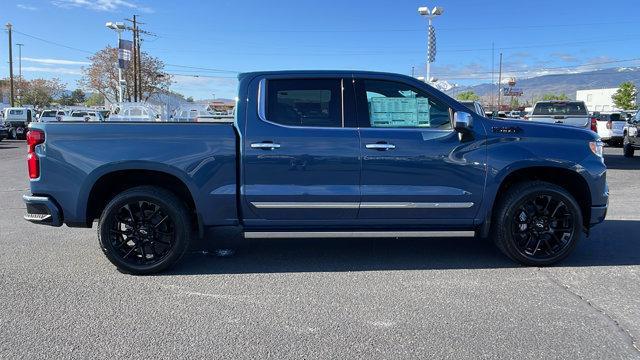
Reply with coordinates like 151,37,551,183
12,29,94,55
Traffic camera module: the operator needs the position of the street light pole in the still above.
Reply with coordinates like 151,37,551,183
16,43,23,79
418,6,443,84
106,21,125,103
6,23,15,107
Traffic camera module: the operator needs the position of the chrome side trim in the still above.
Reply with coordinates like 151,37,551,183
251,202,359,209
360,202,474,209
244,231,476,239
250,201,474,209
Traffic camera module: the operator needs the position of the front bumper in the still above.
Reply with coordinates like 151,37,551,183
23,195,63,227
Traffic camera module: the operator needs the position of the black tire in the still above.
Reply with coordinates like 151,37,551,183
492,181,582,266
623,136,635,158
97,186,191,274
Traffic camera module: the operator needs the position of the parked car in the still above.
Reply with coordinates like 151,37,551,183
0,122,7,141
623,110,640,157
38,109,67,122
528,101,590,129
595,113,626,146
459,101,485,116
173,106,224,122
22,70,608,274
108,104,159,122
3,107,36,139
60,110,105,122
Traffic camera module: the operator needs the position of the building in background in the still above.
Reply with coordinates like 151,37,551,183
576,88,620,112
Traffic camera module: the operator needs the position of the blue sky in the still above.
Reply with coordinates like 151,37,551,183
2,0,639,99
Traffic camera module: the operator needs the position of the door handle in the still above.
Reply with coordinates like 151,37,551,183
251,142,281,150
365,143,396,150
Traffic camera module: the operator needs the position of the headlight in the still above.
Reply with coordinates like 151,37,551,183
589,140,604,157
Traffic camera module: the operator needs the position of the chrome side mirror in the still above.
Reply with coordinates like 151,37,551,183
454,111,473,132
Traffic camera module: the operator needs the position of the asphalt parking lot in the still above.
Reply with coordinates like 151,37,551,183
1,139,639,359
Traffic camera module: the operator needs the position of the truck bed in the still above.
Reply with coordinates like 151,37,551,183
28,122,238,227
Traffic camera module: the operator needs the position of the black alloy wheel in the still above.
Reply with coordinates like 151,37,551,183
108,200,175,266
510,194,575,261
492,181,582,266
98,186,191,274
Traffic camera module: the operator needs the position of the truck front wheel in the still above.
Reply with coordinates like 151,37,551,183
492,181,582,266
97,186,191,274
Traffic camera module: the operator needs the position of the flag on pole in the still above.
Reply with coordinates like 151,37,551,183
118,39,133,69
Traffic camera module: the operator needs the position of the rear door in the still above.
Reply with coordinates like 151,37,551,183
354,76,486,224
241,75,361,225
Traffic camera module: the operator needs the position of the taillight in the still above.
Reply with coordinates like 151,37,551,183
590,117,598,132
26,129,45,179
606,120,612,129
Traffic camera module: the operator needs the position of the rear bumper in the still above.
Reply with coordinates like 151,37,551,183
590,205,607,226
23,194,63,227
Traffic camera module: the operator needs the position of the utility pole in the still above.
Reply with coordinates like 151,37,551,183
490,42,494,112
136,28,142,100
6,23,15,107
497,52,503,114
131,15,138,102
411,66,415,77
126,16,152,101
16,43,23,78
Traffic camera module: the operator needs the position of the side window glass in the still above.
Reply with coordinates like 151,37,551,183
360,79,451,129
266,79,341,127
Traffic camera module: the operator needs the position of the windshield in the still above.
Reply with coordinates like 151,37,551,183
532,102,588,116
41,111,57,117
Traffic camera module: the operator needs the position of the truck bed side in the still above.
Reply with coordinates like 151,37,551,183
28,122,238,227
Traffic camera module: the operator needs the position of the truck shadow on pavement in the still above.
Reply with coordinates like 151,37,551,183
165,219,640,275
604,153,640,170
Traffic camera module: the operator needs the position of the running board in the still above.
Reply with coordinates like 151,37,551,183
244,230,476,239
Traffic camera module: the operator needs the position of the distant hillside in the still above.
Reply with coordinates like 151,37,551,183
445,67,640,100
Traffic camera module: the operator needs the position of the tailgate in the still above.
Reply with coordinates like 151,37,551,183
529,115,589,127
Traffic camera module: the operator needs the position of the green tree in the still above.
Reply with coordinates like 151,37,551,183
186,96,194,103
19,78,65,107
541,93,569,101
456,91,480,101
84,93,105,107
58,93,75,106
611,82,637,110
71,89,86,104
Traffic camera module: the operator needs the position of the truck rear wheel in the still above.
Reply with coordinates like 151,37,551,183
492,181,582,266
97,186,191,274
623,136,635,158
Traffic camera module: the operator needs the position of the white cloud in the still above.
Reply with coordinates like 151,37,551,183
23,57,90,66
51,0,153,13
17,4,38,10
22,66,83,75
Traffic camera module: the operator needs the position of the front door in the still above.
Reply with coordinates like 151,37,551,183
354,77,486,225
242,76,361,226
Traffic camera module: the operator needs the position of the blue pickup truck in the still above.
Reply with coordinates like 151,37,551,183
23,71,608,274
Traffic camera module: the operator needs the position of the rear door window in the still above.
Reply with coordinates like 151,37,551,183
532,102,588,116
265,79,342,127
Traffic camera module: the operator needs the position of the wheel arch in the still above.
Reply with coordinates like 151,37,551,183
493,166,591,228
82,163,199,231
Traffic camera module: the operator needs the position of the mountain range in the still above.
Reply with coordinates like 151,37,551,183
440,67,640,101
